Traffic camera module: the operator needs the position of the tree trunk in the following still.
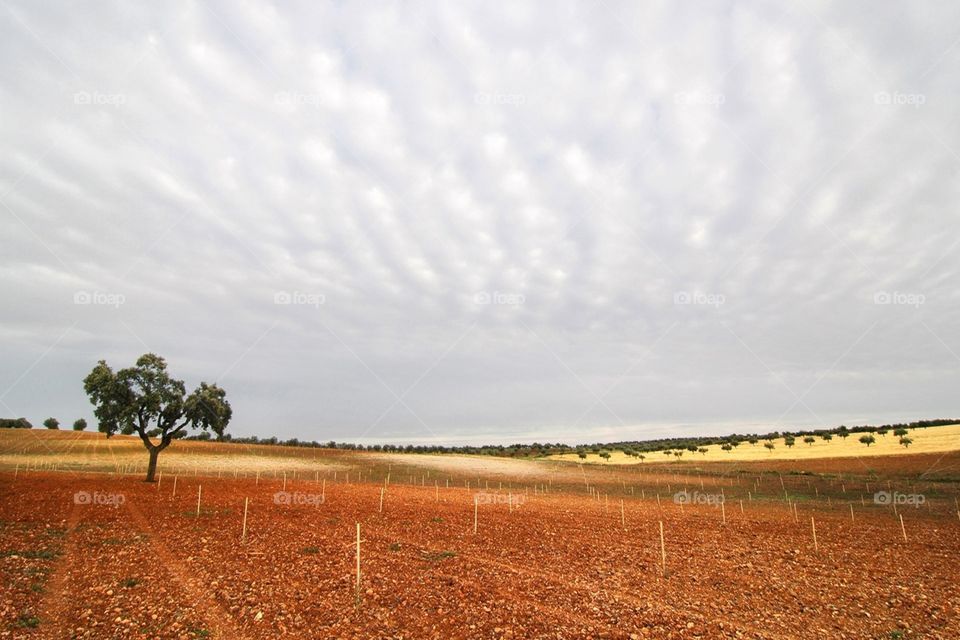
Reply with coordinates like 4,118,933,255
145,446,160,482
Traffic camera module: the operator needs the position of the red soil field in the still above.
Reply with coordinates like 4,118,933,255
2,459,959,639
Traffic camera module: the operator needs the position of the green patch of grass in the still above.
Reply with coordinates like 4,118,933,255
121,577,139,588
188,627,210,638
422,550,457,562
15,614,40,629
30,583,44,593
430,517,443,523
302,546,319,554
45,527,67,538
1,549,59,560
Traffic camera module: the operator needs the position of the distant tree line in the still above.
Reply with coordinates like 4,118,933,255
4,415,956,459
181,417,958,458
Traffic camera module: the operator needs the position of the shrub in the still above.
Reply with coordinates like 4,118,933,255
721,444,733,452
899,437,913,448
72,418,87,431
764,442,775,452
803,436,816,446
43,417,59,430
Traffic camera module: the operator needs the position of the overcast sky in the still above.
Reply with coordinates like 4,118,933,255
1,1,958,445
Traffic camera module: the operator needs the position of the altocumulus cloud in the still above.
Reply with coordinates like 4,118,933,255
1,0,959,445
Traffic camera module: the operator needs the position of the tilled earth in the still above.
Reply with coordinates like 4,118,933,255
1,471,959,639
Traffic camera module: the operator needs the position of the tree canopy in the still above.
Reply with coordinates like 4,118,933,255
83,353,231,481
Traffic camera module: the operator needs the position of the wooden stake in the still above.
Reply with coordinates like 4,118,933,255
739,500,744,514
899,514,907,542
256,470,259,485
173,475,178,497
196,485,202,517
282,472,286,491
849,503,855,523
811,517,818,551
157,473,162,490
620,499,625,528
356,522,361,595
721,500,726,525
322,479,326,502
241,497,249,542
659,521,666,576
473,495,478,534
379,487,384,513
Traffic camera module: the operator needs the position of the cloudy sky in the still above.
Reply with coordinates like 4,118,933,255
1,1,958,445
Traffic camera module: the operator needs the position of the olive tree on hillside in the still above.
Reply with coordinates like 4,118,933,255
83,353,232,482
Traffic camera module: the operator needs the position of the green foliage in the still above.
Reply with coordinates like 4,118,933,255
0,417,33,429
43,417,59,430
15,615,40,629
72,418,87,431
803,436,816,446
83,353,231,481
899,437,912,448
859,435,876,447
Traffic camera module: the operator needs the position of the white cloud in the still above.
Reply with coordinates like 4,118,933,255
1,0,959,443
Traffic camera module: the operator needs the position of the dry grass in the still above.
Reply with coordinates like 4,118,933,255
0,430,349,475
548,423,960,465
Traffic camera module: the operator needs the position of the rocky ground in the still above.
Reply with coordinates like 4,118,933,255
1,465,959,639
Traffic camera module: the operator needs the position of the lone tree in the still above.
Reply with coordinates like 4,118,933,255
859,434,876,447
43,417,60,430
83,353,231,482
72,418,87,431
803,436,816,446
